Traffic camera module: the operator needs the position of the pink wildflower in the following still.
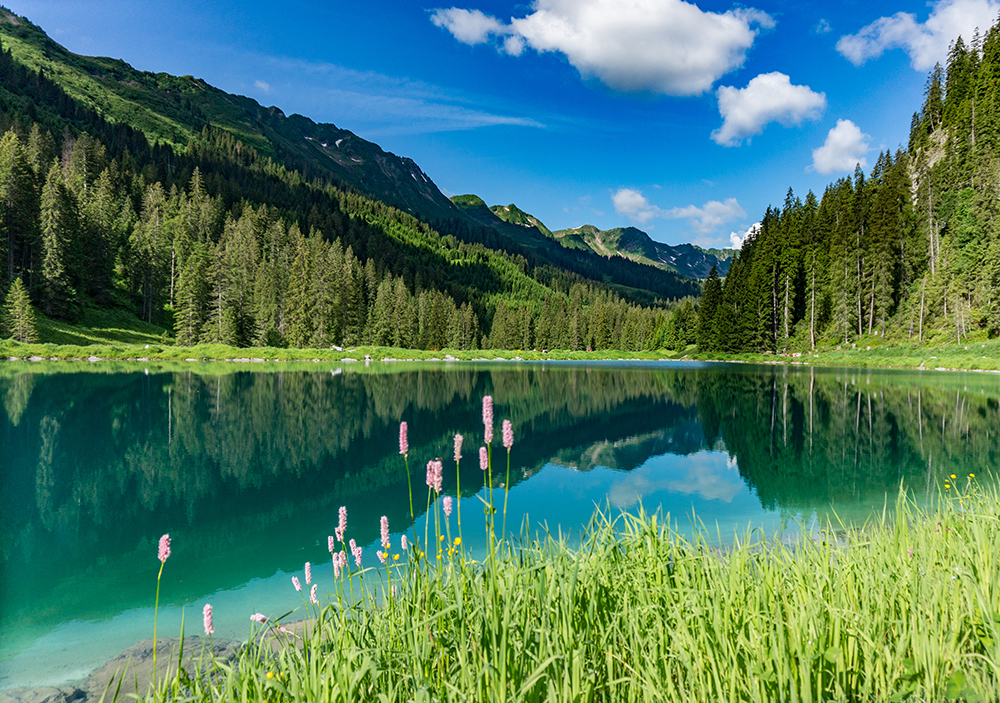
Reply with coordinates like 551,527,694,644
429,460,443,494
305,562,312,585
336,506,347,542
401,535,408,551
250,613,268,623
502,419,513,450
310,584,318,605
203,604,214,636
479,446,488,471
349,538,358,554
378,550,387,565
157,534,171,562
333,553,343,579
380,515,390,549
353,545,363,567
454,434,463,463
483,396,494,444
443,496,453,517
292,576,302,592
399,421,408,455
328,535,336,553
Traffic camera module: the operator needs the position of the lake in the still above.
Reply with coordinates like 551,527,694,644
1,360,997,689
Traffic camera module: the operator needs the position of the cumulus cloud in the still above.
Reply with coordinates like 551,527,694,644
612,189,746,233
811,120,871,174
665,198,746,234
728,222,759,250
612,188,662,224
431,0,774,96
430,8,506,44
712,72,826,146
837,0,1000,70
814,19,832,34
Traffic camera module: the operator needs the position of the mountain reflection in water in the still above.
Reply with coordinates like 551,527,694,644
1,360,997,688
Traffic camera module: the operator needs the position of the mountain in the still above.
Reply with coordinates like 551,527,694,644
490,203,553,237
0,9,459,222
0,9,705,305
551,225,734,279
0,7,706,353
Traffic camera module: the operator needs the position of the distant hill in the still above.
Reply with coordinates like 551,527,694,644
490,203,553,238
551,225,733,279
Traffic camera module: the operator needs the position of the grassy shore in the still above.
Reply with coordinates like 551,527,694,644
2,306,1000,370
141,483,998,703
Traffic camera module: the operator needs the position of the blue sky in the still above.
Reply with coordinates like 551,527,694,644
4,0,997,247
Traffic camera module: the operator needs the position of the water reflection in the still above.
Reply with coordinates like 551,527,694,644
1,361,998,688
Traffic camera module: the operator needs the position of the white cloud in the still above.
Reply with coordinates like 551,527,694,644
728,222,759,250
612,188,662,224
430,8,506,44
837,0,1000,70
814,19,832,34
612,189,745,232
254,80,271,93
712,72,826,146
431,0,774,96
811,119,871,174
665,198,746,234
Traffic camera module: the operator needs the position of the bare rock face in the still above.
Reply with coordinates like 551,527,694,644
0,637,241,703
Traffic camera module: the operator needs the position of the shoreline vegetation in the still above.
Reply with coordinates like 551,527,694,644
123,485,999,703
2,337,1000,373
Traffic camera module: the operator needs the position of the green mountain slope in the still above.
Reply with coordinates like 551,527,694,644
0,9,703,302
490,203,553,237
551,225,733,279
0,9,458,222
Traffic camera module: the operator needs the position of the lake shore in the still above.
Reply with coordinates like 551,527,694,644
2,337,1000,373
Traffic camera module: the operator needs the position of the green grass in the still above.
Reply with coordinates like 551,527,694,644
139,479,1000,703
6,307,1000,371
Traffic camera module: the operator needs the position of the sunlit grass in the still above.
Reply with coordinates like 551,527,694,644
138,477,1000,703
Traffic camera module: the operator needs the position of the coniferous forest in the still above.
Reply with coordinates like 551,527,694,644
0,12,697,353
694,20,1000,353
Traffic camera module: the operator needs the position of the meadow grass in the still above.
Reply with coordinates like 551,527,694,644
141,478,1000,703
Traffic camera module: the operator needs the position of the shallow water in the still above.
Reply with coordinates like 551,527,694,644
1,360,997,689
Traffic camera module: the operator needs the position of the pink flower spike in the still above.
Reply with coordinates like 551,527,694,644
429,460,443,494
310,584,318,605
338,506,347,536
454,434,463,463
479,446,488,471
380,516,390,549
483,396,494,444
251,613,268,623
157,534,171,562
502,419,513,450
378,550,387,565
292,576,302,592
399,421,408,455
349,538,358,554
354,546,363,567
328,535,336,553
443,496,453,517
401,535,408,551
203,604,214,636
305,562,312,585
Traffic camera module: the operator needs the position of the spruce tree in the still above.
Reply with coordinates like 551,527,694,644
697,266,722,350
2,277,38,343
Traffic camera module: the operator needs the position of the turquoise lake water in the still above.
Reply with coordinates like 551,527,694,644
1,360,997,689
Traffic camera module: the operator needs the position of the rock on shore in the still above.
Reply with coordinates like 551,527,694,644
0,637,241,703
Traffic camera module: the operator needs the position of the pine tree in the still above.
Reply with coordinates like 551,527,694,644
696,266,722,350
2,277,38,343
38,160,77,318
